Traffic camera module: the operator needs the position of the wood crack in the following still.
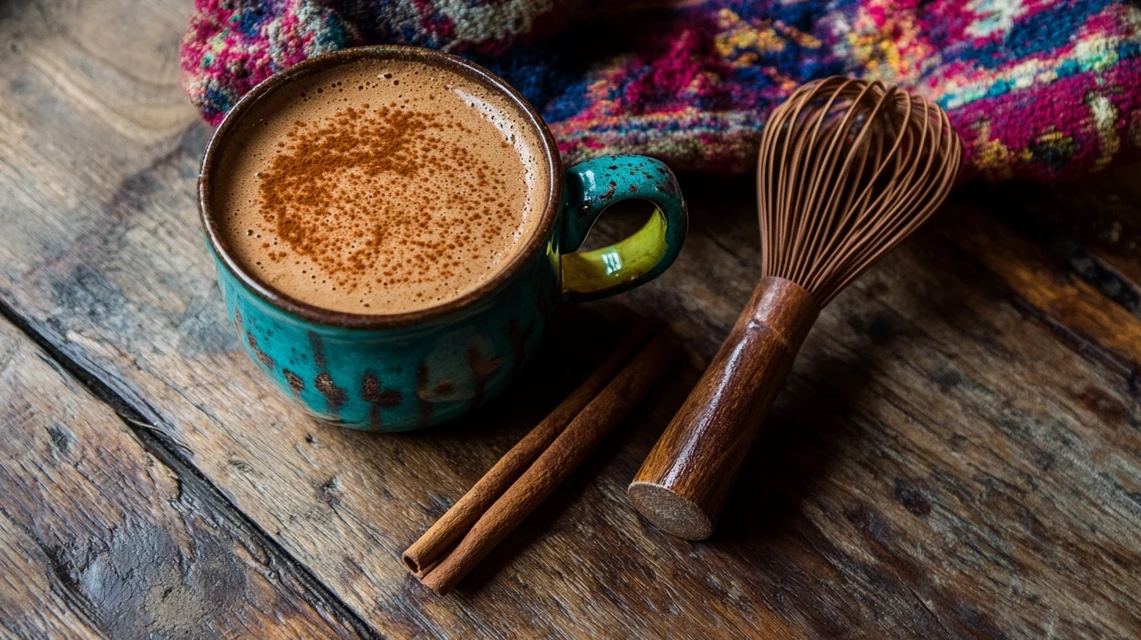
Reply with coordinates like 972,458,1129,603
0,502,107,637
0,295,385,640
906,585,952,639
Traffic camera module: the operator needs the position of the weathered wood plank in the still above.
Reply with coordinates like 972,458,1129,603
990,165,1141,315
2,0,1140,637
935,190,1141,372
0,314,364,638
0,519,102,639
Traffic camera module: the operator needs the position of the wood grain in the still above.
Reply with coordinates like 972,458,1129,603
997,164,1141,300
1,0,1140,637
938,192,1141,371
0,314,360,638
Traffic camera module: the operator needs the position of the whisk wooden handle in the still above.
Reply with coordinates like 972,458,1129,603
629,277,818,540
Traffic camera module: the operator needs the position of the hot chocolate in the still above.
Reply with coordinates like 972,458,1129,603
213,58,549,315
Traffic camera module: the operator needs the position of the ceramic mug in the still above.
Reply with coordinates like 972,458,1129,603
198,46,688,431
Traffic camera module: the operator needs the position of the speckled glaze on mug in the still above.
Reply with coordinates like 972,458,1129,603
198,46,687,431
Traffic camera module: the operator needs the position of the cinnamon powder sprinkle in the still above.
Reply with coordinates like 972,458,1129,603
218,60,547,315
255,103,518,295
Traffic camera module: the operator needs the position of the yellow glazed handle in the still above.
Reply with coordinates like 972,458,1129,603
560,156,688,302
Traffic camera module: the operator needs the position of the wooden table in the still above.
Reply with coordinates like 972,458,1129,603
2,1,1140,637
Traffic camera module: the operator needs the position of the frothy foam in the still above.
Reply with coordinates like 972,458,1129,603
213,58,549,315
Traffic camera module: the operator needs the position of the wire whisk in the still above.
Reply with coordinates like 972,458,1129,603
630,77,962,540
759,77,960,305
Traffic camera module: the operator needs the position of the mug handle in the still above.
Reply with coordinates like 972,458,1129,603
559,155,688,302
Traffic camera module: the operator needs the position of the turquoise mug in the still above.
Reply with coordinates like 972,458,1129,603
197,46,687,431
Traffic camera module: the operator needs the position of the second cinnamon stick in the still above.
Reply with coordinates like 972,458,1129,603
402,320,656,576
420,327,678,595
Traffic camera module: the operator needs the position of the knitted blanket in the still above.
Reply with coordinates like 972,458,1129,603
181,1,1141,182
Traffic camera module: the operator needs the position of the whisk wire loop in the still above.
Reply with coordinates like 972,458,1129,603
799,81,897,288
757,77,961,306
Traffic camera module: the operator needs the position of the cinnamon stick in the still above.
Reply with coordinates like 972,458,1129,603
403,320,657,577
419,327,678,595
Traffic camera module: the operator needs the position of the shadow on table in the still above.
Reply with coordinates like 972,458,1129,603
713,356,867,544
713,223,978,549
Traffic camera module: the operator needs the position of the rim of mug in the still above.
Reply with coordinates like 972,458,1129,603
198,45,563,330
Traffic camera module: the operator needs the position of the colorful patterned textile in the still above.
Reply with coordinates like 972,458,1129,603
181,1,1141,181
